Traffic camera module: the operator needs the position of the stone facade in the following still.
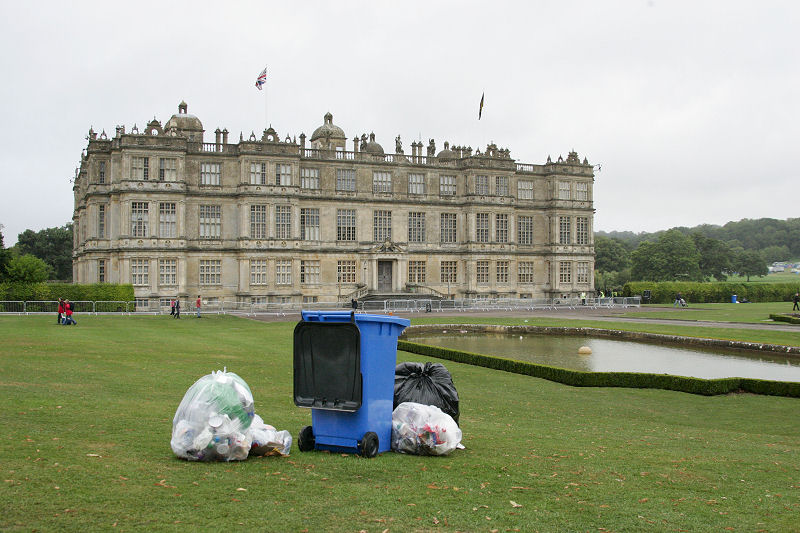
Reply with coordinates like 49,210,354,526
72,102,595,306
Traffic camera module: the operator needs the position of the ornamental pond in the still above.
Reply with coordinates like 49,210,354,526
405,331,800,382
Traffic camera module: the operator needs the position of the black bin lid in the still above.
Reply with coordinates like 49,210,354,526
293,321,361,411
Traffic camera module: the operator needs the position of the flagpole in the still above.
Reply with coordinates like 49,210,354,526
256,67,268,132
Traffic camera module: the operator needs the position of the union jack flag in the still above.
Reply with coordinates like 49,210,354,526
255,67,267,90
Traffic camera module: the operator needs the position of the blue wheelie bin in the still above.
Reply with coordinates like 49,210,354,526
293,311,410,457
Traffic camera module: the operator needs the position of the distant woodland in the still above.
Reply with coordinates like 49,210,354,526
595,217,800,287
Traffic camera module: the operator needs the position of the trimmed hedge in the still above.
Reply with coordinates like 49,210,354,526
623,281,800,304
398,340,800,398
770,313,800,325
0,282,134,302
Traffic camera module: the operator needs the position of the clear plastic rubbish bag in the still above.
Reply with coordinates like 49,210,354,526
171,369,259,461
391,402,462,456
249,414,293,457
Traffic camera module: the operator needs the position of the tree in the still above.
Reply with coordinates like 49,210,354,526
595,268,631,293
0,229,10,281
594,235,631,273
629,229,702,281
760,245,791,264
735,250,768,282
691,233,733,281
15,224,73,280
597,217,800,257
4,254,52,282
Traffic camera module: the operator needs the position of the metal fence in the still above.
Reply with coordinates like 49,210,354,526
0,297,639,316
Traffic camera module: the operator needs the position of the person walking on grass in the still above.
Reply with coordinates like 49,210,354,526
57,298,65,324
170,299,175,316
174,298,180,319
196,295,202,318
793,292,799,311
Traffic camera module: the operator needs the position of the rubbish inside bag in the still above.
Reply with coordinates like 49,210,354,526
171,369,292,461
249,414,292,457
391,401,462,456
394,362,460,424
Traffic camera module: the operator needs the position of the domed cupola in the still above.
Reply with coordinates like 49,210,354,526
164,101,204,142
310,112,346,150
437,141,456,161
364,132,384,155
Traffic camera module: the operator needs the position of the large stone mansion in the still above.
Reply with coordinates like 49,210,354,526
72,102,595,306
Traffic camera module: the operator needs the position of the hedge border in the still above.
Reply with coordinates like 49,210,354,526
398,325,800,398
623,281,800,304
770,314,800,325
0,282,134,302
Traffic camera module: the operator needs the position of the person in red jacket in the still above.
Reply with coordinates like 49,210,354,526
195,295,202,318
63,299,76,325
57,298,65,324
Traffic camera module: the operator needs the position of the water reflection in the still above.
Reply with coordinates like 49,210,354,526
407,333,800,382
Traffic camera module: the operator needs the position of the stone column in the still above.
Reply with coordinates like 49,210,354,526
178,201,186,238
239,258,249,293
178,257,186,296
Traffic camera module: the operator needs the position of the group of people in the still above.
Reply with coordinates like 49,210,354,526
170,296,203,318
169,298,182,318
57,298,76,325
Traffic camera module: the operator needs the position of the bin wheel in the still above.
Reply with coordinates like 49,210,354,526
298,425,315,452
358,432,379,458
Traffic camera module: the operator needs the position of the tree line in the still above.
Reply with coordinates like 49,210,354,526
595,217,800,291
0,225,73,283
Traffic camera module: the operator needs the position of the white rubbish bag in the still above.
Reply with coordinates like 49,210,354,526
170,369,291,461
249,414,293,457
391,402,462,456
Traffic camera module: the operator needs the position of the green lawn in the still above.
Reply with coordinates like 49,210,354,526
1,315,798,531
726,271,800,284
622,302,799,324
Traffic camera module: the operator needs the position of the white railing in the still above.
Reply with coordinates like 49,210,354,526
0,297,640,316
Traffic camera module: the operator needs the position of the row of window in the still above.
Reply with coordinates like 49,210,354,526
132,296,321,308
120,202,589,245
129,157,177,182
122,258,590,287
107,158,590,200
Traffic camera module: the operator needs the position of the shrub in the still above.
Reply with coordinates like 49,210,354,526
770,314,800,325
624,281,800,303
0,282,134,302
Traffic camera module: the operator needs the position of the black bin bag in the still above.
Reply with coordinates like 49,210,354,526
394,362,459,424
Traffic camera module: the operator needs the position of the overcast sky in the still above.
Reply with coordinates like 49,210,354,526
1,0,798,245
